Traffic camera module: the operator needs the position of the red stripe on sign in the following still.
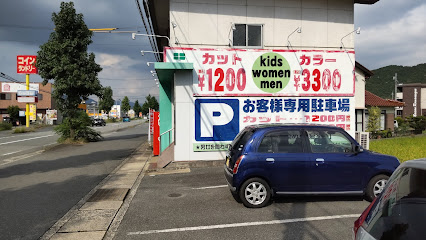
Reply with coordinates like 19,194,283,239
165,47,355,54
193,93,355,97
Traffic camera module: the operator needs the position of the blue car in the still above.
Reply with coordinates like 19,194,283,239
224,124,400,208
123,116,130,122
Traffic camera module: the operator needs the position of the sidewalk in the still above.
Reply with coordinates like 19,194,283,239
40,138,223,240
40,141,152,240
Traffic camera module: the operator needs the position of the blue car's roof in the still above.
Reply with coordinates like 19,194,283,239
244,124,344,132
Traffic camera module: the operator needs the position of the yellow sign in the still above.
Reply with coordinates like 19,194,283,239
29,104,36,121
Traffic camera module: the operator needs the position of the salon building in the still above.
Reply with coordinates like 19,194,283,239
142,0,379,164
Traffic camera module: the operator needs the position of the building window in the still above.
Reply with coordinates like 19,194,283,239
380,110,386,130
0,93,11,100
38,93,43,100
396,110,402,116
355,109,364,132
233,24,263,48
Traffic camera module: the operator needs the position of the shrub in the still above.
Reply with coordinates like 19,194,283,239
13,127,35,133
366,106,381,134
0,122,13,131
406,116,426,134
55,111,103,143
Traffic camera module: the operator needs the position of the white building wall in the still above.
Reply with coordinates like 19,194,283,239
170,0,354,50
174,71,192,161
169,0,358,161
354,68,365,109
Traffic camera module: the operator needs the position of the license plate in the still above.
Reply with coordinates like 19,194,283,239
226,157,230,167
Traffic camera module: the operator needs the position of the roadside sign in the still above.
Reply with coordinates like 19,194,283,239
17,55,37,74
17,90,38,96
29,104,36,120
17,96,38,103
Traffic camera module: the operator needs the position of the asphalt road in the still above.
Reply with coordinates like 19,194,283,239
0,121,142,163
114,166,370,240
0,121,148,240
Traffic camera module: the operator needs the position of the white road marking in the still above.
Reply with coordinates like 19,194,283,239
191,185,228,190
2,150,23,156
127,214,359,236
0,135,17,140
0,150,44,166
0,134,54,145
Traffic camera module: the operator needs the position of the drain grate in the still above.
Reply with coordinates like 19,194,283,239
88,188,129,202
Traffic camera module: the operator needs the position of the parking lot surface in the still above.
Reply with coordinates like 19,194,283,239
114,166,370,240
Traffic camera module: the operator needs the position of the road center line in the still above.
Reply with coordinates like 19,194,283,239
127,214,359,236
2,150,23,156
0,134,54,145
0,136,17,140
192,185,228,190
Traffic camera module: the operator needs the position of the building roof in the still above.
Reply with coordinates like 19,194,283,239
365,90,405,107
355,61,374,78
354,0,380,4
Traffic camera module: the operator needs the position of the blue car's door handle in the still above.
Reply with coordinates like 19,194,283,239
266,158,275,163
315,158,325,166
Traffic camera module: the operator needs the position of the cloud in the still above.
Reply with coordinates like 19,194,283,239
355,3,426,69
95,52,158,102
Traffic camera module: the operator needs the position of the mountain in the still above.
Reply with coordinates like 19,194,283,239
365,63,426,99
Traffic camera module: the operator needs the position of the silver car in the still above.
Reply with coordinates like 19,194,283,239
353,158,426,240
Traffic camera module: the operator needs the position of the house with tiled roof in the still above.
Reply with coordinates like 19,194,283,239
365,90,405,131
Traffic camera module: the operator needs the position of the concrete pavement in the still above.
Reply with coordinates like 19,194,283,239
39,139,220,239
40,141,152,240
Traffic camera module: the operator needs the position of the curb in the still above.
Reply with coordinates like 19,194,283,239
39,126,150,240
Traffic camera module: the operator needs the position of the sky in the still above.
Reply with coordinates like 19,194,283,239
0,0,425,104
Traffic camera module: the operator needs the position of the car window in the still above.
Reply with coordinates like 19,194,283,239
258,130,302,153
306,130,352,153
230,128,255,152
365,167,426,240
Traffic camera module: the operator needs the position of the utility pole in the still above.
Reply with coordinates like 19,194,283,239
393,73,398,100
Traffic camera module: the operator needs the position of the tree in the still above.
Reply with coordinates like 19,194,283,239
133,100,142,118
99,86,114,115
141,94,159,115
121,96,131,114
367,106,381,134
7,106,20,125
36,2,102,141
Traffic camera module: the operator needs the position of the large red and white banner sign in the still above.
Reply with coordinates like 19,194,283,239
17,55,38,74
165,48,355,97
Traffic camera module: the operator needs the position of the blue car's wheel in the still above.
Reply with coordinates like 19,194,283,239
239,178,271,208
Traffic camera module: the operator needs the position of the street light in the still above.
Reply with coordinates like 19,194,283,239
340,27,360,72
132,33,171,46
141,50,163,56
340,27,360,50
286,27,303,73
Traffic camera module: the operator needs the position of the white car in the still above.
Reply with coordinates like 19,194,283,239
353,158,426,240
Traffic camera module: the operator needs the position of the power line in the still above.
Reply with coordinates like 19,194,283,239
0,24,144,30
135,0,159,62
0,72,52,95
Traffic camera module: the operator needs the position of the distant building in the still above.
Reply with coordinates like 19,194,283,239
0,82,55,123
396,83,426,118
109,105,121,119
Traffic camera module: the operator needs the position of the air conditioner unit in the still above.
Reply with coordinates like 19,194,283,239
355,132,369,150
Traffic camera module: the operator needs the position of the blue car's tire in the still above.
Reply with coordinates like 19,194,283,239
239,177,271,208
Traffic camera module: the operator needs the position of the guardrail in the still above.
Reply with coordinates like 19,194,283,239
160,128,174,147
